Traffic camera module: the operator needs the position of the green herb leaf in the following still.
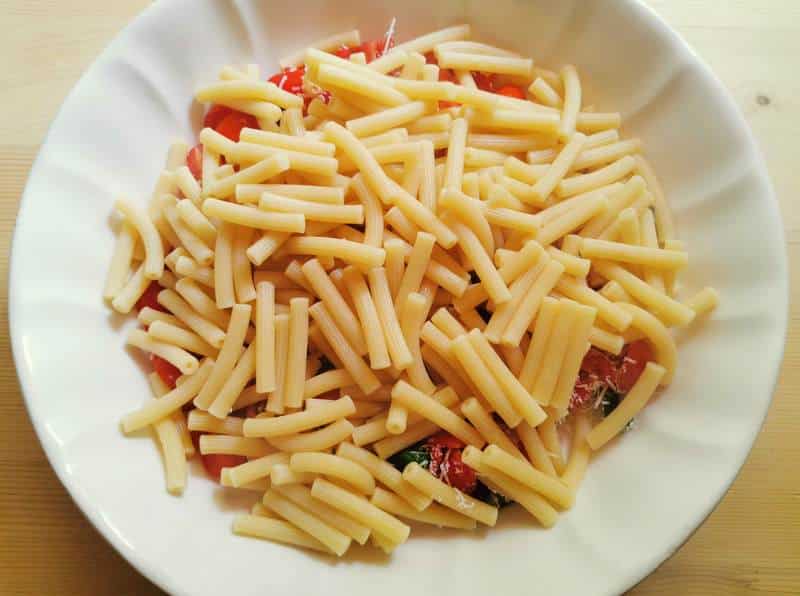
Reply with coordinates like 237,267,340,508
388,445,430,471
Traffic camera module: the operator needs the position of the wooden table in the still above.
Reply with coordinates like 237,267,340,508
1,1,797,594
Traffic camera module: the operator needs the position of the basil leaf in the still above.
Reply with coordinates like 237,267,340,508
389,445,430,471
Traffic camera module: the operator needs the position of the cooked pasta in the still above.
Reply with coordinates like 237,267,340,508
108,22,717,557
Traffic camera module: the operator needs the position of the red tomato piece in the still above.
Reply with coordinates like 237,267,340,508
445,450,478,493
569,371,600,413
472,72,496,92
201,453,247,482
438,68,456,82
424,51,438,65
186,144,203,180
426,431,465,450
203,104,233,129
616,340,653,393
268,66,306,96
214,111,259,142
150,354,181,389
580,347,617,387
496,85,525,99
333,45,359,59
135,281,166,313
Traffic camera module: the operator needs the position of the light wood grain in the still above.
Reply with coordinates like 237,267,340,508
0,1,797,595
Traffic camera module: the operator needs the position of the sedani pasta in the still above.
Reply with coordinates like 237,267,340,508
106,22,718,558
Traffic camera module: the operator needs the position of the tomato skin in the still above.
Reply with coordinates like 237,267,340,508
427,431,465,450
186,144,203,180
269,66,306,95
424,51,437,65
472,72,496,92
497,85,525,99
150,354,181,389
201,453,247,482
616,340,653,392
203,104,232,129
135,282,166,313
214,111,259,142
580,347,617,387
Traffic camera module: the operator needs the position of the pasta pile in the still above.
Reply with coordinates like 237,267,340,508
106,23,719,556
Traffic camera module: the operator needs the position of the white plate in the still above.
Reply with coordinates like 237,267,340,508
9,0,787,594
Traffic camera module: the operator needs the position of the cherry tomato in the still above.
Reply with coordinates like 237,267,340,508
203,104,233,129
427,431,465,450
269,66,306,95
444,449,477,493
215,111,259,142
472,72,496,92
333,45,359,59
616,340,653,393
150,354,181,389
424,51,438,65
360,40,380,63
186,144,203,180
580,347,617,387
201,453,247,482
496,85,525,99
135,281,166,313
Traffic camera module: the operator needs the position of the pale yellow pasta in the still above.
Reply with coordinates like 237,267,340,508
546,246,591,278
399,293,437,394
403,462,497,526
104,221,137,300
593,261,695,326
460,397,526,459
110,262,152,314
466,107,560,135
368,267,413,370
394,231,436,315
461,447,557,527
530,133,587,203
346,101,428,138
517,297,560,391
193,303,251,408
121,360,214,433
528,77,563,108
617,302,677,385
555,275,633,332
187,409,244,436
685,287,720,316
370,487,475,530
580,237,688,269
467,329,547,426
515,421,558,478
440,188,494,254
157,288,227,348
115,197,164,280
285,236,384,268
263,489,351,556
199,434,271,458
586,362,666,450
450,219,510,305
244,396,354,438
282,298,310,409
351,175,384,248
340,266,391,370
174,277,229,329
266,314,290,414
255,281,276,393
549,303,597,410
391,380,483,446
231,226,256,303
202,198,304,233
537,193,609,246
147,320,217,358
206,154,291,199
311,478,410,545
556,155,636,198
502,259,565,346
484,261,546,343
449,334,521,428
309,302,381,395
233,515,329,553
207,342,257,418
290,452,375,495
267,419,355,453
175,255,214,288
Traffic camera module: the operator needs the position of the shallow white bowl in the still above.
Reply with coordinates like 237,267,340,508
9,0,787,594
